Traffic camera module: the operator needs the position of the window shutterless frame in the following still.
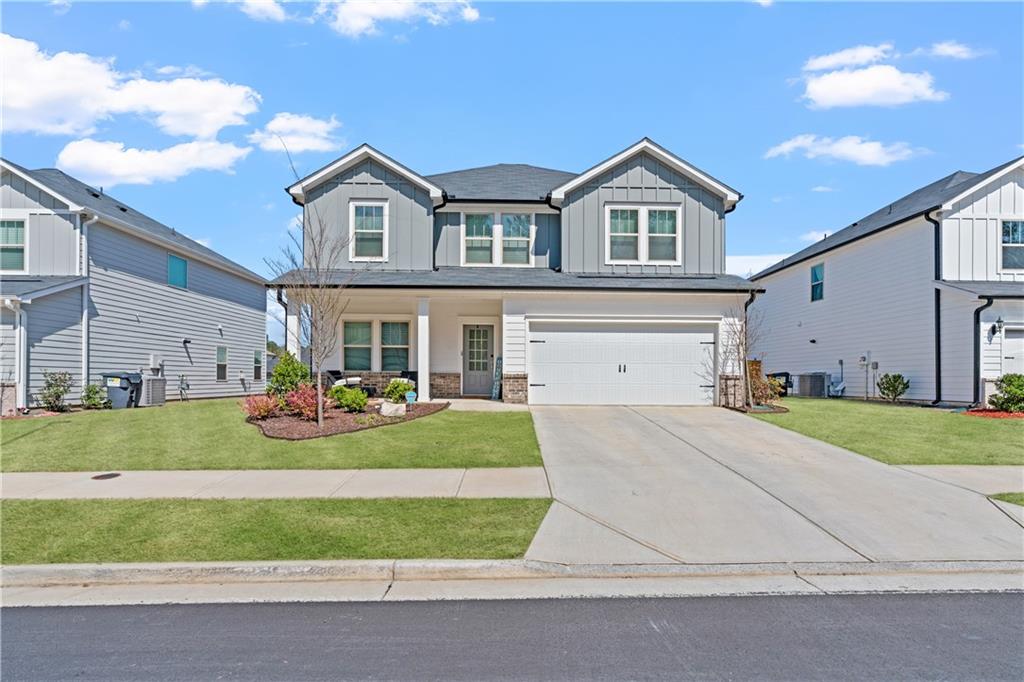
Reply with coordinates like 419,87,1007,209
349,200,388,262
604,204,682,265
216,346,228,382
167,253,188,288
380,321,410,372
253,350,263,381
810,263,824,302
0,219,27,273
342,321,373,371
1001,220,1024,271
461,211,535,267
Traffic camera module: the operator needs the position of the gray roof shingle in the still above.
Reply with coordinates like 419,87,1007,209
270,266,760,293
941,280,1024,299
752,157,1024,280
425,164,577,202
0,275,87,300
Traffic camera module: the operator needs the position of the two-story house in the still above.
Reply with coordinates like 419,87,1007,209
272,139,759,405
0,158,268,413
751,157,1024,405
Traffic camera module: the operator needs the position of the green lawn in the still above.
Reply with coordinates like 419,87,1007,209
992,493,1024,507
0,498,552,564
0,399,542,472
752,398,1024,465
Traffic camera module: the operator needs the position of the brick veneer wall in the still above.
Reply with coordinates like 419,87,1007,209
502,374,528,404
430,373,461,399
336,371,404,395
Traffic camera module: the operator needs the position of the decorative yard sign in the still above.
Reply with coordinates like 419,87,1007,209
492,356,503,400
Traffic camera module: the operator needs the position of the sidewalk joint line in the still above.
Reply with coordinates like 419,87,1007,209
552,499,687,564
792,570,829,595
188,471,241,499
625,406,875,564
895,466,997,499
326,470,358,498
454,469,468,498
987,497,1024,530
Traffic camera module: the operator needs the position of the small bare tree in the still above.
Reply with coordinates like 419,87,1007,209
704,304,766,409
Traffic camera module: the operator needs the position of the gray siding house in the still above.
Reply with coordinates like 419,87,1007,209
0,159,267,413
273,139,759,406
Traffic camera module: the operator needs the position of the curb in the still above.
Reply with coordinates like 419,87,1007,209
4,559,1023,588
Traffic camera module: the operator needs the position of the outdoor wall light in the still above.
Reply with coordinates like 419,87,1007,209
809,339,817,344
990,317,1004,335
182,338,192,345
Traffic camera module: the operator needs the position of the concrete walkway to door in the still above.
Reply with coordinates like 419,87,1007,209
525,406,1024,565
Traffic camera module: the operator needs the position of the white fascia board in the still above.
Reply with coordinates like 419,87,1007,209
286,144,445,205
941,157,1024,211
548,139,741,208
0,160,83,212
17,276,89,303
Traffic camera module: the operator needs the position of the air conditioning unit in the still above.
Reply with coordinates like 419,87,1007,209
792,372,829,398
140,375,167,406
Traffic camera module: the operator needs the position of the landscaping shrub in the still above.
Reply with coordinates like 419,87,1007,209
383,379,416,403
989,373,1024,413
243,394,278,420
285,384,319,421
749,372,783,406
328,384,368,413
80,383,110,410
267,351,310,397
876,373,910,403
39,370,73,412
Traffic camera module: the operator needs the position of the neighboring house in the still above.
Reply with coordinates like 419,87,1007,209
0,159,267,413
272,138,759,405
750,157,1024,405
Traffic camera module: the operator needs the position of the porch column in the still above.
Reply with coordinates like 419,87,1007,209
417,297,430,401
285,294,301,357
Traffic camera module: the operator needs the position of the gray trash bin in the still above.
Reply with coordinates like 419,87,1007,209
102,372,143,409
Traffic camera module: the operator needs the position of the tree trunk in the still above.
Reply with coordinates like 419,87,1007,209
316,369,324,428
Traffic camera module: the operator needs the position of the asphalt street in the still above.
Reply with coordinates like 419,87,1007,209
3,593,1021,680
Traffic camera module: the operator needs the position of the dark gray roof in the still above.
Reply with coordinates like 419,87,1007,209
0,275,87,300
3,159,265,283
941,280,1024,299
752,157,1024,280
425,164,577,202
270,267,760,293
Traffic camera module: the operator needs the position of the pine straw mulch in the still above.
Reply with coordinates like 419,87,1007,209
250,401,449,440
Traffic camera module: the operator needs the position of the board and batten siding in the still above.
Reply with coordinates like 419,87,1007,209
941,166,1024,282
88,223,266,399
560,152,725,275
1,170,70,211
752,216,938,401
304,159,434,271
24,286,83,405
1,171,80,276
433,211,561,269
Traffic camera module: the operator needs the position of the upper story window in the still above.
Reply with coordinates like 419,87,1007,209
1002,220,1024,270
350,201,387,262
605,205,682,265
810,263,825,301
167,254,188,288
461,211,535,267
0,220,26,272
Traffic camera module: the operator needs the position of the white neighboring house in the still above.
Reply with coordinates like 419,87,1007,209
0,158,268,412
750,157,1024,405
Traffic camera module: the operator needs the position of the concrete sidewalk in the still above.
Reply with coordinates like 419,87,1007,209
899,465,1024,494
0,468,550,500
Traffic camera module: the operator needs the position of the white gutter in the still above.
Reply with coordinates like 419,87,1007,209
81,215,100,389
3,299,27,411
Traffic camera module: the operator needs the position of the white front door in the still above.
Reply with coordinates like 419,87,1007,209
526,321,716,405
1004,329,1024,375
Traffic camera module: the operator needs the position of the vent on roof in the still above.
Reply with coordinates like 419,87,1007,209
118,206,128,213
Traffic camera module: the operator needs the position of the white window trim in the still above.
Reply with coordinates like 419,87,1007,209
349,200,389,263
380,320,411,372
810,263,825,302
341,315,415,373
999,219,1024,272
253,349,263,381
460,211,536,267
604,204,682,266
0,217,28,275
216,346,228,382
342,319,375,372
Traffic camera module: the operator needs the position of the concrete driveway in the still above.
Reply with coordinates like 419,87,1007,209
526,406,1024,565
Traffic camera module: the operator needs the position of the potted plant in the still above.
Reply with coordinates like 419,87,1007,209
381,379,415,417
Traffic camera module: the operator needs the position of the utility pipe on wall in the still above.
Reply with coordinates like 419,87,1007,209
80,215,101,389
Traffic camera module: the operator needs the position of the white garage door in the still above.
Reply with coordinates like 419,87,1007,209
527,321,716,405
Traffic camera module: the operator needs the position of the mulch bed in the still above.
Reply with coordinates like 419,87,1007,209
250,401,449,440
727,404,789,414
964,409,1024,420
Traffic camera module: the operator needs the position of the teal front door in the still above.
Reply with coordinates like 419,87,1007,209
463,325,494,395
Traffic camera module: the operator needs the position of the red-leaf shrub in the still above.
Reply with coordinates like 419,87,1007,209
243,394,277,420
285,384,319,421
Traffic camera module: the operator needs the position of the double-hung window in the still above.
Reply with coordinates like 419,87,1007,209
253,350,263,381
606,206,681,264
501,213,531,265
343,321,372,371
167,254,188,288
464,214,494,264
380,322,410,371
810,263,825,302
216,346,228,382
1002,220,1024,270
351,202,386,261
0,220,25,272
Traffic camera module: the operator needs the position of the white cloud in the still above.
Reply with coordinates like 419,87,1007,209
803,64,948,108
726,254,789,278
49,0,71,15
811,185,834,192
753,0,773,6
286,214,303,231
316,0,480,38
765,134,919,166
238,0,287,22
912,40,983,60
800,230,829,242
185,234,213,248
803,43,894,71
770,196,787,204
56,139,251,187
155,64,214,78
191,0,209,7
1,34,260,139
248,112,343,153
117,19,132,31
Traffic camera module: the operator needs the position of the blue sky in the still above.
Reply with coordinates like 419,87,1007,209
3,0,1022,290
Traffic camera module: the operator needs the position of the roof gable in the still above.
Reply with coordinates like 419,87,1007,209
424,163,576,202
287,144,444,205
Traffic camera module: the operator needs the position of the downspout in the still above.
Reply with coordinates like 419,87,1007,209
925,210,942,404
972,296,994,406
742,289,758,408
432,192,448,272
81,215,100,390
544,193,564,272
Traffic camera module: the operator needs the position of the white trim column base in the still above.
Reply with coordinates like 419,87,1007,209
417,297,430,401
